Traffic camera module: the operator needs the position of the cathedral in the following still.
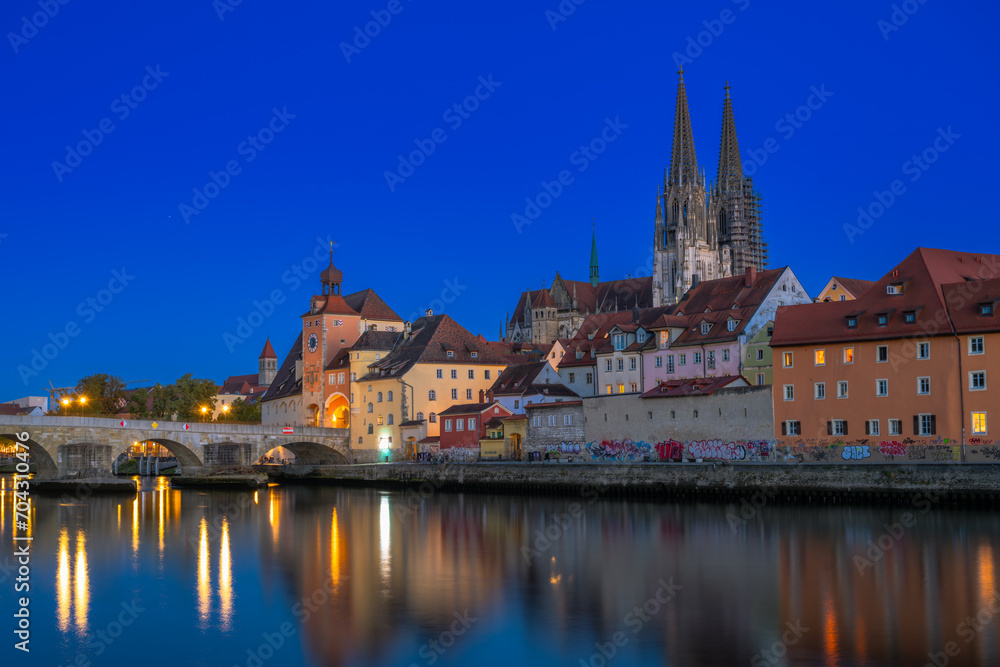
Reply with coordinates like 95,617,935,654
653,70,768,306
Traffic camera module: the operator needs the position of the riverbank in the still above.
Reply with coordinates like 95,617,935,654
264,462,1000,505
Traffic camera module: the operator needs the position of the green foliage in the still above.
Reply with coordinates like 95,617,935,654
145,375,219,421
75,373,127,414
224,398,261,423
125,389,150,418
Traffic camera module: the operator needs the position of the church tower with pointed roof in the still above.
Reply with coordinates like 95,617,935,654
258,337,277,387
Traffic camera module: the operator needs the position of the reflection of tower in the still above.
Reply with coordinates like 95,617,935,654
258,337,277,387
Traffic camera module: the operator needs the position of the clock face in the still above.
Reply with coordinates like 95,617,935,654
307,333,318,353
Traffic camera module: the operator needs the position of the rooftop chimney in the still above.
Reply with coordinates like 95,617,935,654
745,266,757,287
487,389,494,403
479,389,485,404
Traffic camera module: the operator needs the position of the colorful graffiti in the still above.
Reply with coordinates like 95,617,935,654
544,443,582,457
842,445,871,460
655,440,684,461
687,440,747,461
878,441,907,458
586,440,652,462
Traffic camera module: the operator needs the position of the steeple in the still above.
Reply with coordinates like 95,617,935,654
258,336,277,386
589,223,600,287
717,81,743,192
320,241,343,295
668,69,699,187
655,186,663,223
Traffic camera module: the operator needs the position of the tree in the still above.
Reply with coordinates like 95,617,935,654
168,374,217,421
226,398,261,423
124,389,151,418
149,383,172,419
75,374,127,414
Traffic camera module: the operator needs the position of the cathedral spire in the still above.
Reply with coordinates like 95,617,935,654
669,69,699,187
589,223,600,288
717,81,743,192
655,186,663,223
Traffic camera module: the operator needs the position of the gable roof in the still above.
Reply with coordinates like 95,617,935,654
343,289,404,322
437,401,511,417
830,276,876,299
673,267,787,315
640,375,748,398
261,334,303,402
259,338,277,359
489,361,548,396
508,275,654,329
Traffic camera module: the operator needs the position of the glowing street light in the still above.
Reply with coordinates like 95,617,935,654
222,404,230,423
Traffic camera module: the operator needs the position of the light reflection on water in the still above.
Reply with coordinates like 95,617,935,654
2,475,1000,666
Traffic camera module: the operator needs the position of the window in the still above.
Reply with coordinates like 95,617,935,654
667,356,675,373
436,369,443,379
839,295,846,301
468,370,475,379
889,419,902,436
876,346,888,363
617,359,624,372
451,389,458,400
876,313,888,327
416,411,424,421
484,370,491,380
815,349,825,366
727,320,737,332
670,411,676,419
701,322,711,334
843,347,854,364
782,352,793,368
564,414,573,426
904,311,916,324
468,418,475,430
980,303,994,316
377,415,384,425
445,419,453,432
970,337,985,355
917,342,929,359
783,384,794,401
887,284,903,295
814,382,825,399
970,371,986,391
831,419,846,436
367,402,373,413
569,372,576,383
375,354,380,361
837,381,848,399
446,351,454,358
917,377,930,395
605,385,612,395
531,416,541,427
866,419,880,436
547,415,556,427
327,374,334,385
428,390,437,401
618,383,625,394
917,413,935,436
586,373,593,384
722,349,730,362
693,410,699,419
655,356,663,368
429,413,437,423
613,333,625,350
606,360,613,372
659,331,669,349
377,392,383,403
338,372,345,384
784,421,801,436
847,317,857,328
972,412,987,435
756,373,765,386
514,400,520,409
451,369,458,379
466,389,473,400
876,379,888,396
630,383,637,393
456,419,463,431
694,352,702,364
679,354,687,365
367,424,373,434
471,351,479,358
351,372,357,382
756,349,764,361
629,357,637,371
707,351,716,368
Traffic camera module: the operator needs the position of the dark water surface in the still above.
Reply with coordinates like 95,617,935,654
3,475,1000,666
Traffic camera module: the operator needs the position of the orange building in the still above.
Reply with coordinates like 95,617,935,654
772,248,1000,447
815,276,874,302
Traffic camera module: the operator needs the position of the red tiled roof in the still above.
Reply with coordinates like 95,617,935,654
831,276,876,299
524,399,583,409
943,278,1000,334
672,268,786,315
509,275,654,329
489,361,548,396
343,289,404,322
437,401,511,417
259,338,277,359
773,248,1000,346
640,375,748,398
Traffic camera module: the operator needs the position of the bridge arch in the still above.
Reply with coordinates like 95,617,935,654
266,440,348,465
1,433,58,478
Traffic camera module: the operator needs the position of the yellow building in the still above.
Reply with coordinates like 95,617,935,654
816,276,875,302
353,314,508,459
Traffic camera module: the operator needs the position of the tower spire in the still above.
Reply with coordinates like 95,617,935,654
717,81,743,192
669,69,699,187
589,221,600,288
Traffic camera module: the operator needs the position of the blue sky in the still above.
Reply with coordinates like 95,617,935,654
2,0,997,399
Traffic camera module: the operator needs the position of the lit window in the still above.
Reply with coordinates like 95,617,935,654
377,415,384,425
618,383,625,394
815,349,826,366
876,379,888,396
970,337,985,355
889,419,902,435
970,371,986,391
606,385,612,395
918,377,930,395
782,352,793,368
814,382,825,399
837,381,848,399
784,384,794,401
972,412,987,435
843,347,854,364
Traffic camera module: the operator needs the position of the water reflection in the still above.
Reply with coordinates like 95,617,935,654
219,517,233,631
73,531,89,634
56,528,70,632
198,516,211,627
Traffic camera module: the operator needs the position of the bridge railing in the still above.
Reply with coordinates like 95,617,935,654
0,414,347,436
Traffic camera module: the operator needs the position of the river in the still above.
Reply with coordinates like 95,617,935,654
2,475,999,666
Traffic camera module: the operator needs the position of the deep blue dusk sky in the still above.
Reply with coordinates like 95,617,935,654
2,0,998,399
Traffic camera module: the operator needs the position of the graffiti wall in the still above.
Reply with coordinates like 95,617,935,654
553,435,1000,464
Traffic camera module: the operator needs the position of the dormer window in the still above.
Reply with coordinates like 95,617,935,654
727,320,738,332
887,284,903,295
637,331,647,344
446,351,454,358
904,311,916,324
576,349,582,360
700,322,711,335
613,334,625,351
587,333,594,341
980,303,994,316
471,351,478,358
876,313,888,327
847,317,858,329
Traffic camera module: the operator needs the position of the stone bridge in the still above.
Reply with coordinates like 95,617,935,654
0,415,350,478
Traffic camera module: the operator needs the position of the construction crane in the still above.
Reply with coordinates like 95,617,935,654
47,381,75,412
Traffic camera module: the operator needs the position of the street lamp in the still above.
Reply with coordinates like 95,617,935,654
222,404,230,423
200,406,208,422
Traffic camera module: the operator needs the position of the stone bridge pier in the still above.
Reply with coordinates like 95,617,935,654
0,416,350,479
